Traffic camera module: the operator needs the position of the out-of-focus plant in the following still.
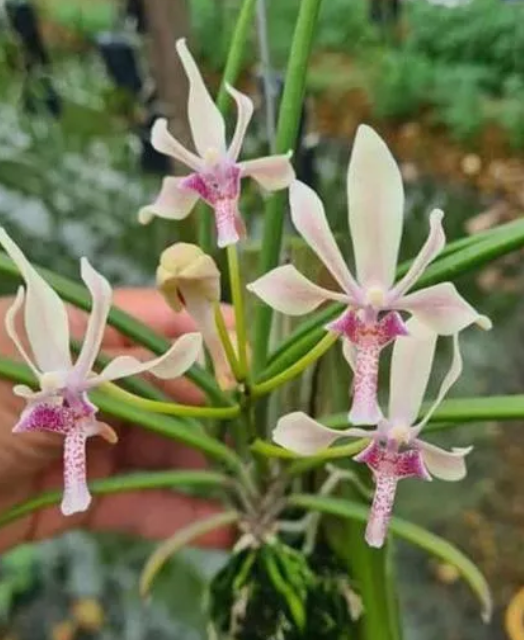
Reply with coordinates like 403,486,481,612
1,2,524,639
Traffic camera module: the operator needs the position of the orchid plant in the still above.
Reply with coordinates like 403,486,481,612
0,4,523,638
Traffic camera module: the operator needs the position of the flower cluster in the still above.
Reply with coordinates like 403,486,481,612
0,41,490,551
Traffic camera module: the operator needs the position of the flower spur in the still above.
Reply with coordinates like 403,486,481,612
139,39,295,248
273,320,471,548
0,229,202,516
248,125,491,424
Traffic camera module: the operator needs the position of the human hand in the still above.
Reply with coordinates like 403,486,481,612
0,288,234,552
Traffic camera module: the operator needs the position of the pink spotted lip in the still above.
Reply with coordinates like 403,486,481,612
328,310,408,425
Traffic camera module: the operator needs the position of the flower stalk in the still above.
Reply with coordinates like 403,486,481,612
227,245,249,380
251,331,338,397
100,382,241,420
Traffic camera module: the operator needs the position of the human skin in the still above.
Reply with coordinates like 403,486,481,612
0,288,235,552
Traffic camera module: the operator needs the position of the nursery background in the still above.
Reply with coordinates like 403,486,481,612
0,0,523,638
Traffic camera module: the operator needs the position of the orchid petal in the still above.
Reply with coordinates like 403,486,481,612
138,176,199,225
273,412,366,456
214,199,244,248
347,125,404,289
183,290,234,389
5,287,40,377
72,259,112,382
150,118,203,171
289,181,362,299
176,38,226,157
226,83,254,161
61,426,91,515
389,209,446,299
13,384,36,398
88,333,202,387
365,472,398,548
239,154,295,191
397,282,492,335
418,441,471,481
415,333,463,431
389,319,438,425
0,228,71,372
14,401,72,435
247,264,349,316
341,338,357,371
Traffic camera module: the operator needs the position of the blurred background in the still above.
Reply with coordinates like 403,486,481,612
0,0,523,638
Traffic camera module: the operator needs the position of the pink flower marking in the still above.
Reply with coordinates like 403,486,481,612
328,310,408,424
180,163,245,247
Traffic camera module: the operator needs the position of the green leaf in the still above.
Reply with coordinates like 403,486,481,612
321,395,524,431
288,494,492,622
0,253,227,404
0,357,244,473
262,219,524,380
0,471,231,529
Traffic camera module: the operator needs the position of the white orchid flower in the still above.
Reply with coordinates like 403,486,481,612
0,229,202,516
139,39,295,248
273,320,471,548
248,126,491,424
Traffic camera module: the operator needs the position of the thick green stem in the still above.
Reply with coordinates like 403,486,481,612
198,0,258,251
252,0,323,371
101,382,240,419
252,332,337,397
227,245,249,380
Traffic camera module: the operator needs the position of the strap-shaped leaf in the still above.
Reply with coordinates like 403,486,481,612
288,494,492,622
321,395,524,432
0,471,231,528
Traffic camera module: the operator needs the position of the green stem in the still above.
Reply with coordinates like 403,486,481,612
199,0,258,251
252,332,337,397
101,382,240,419
140,510,239,596
252,0,323,371
0,471,231,528
227,245,249,379
214,302,243,380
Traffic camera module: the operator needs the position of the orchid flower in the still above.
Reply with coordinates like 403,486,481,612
156,242,234,388
248,126,491,424
273,320,470,548
0,229,202,516
138,39,295,248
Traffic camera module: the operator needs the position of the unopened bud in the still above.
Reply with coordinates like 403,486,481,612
157,243,220,312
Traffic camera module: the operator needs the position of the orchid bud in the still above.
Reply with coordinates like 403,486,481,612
156,243,220,312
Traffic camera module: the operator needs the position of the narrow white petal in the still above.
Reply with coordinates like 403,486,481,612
418,441,471,481
347,125,404,289
5,287,40,377
226,83,254,161
397,282,492,335
273,412,351,456
389,319,438,425
72,259,112,382
88,333,203,386
415,333,463,431
389,209,446,299
138,176,199,224
289,181,362,300
247,264,349,316
239,154,295,191
0,228,71,372
13,384,36,398
176,38,226,157
150,118,203,171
